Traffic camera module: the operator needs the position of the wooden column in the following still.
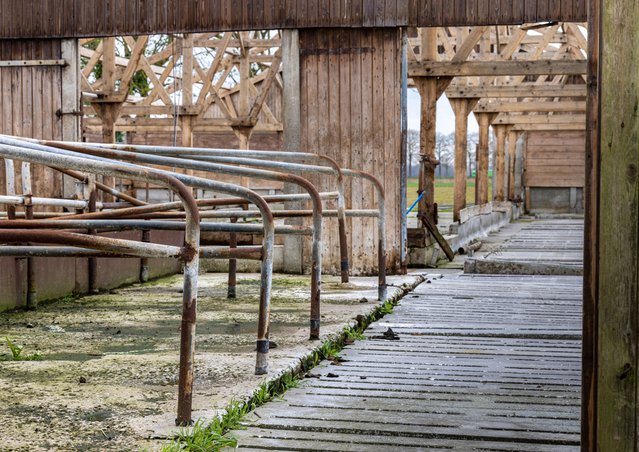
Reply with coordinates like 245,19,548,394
415,77,438,221
98,37,118,201
449,98,477,222
281,29,304,274
93,102,121,201
507,130,519,200
60,40,81,198
475,113,493,205
582,0,601,447
493,125,508,202
415,28,439,222
594,0,639,449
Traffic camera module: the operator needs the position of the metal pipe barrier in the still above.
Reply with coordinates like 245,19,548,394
0,141,201,425
40,140,325,340
0,136,285,424
56,142,387,300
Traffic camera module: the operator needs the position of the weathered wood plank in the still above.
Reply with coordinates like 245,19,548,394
0,0,588,37
597,0,639,448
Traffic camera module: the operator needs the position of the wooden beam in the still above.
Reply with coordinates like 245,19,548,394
447,84,587,99
493,114,586,125
0,59,67,67
409,60,587,77
474,100,586,113
510,123,586,131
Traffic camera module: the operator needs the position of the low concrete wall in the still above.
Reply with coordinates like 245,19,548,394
408,202,520,267
0,230,184,312
528,187,584,214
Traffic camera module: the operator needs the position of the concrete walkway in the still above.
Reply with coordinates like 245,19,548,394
230,219,583,451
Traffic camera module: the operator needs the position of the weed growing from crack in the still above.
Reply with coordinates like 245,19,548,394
3,337,42,361
161,372,299,452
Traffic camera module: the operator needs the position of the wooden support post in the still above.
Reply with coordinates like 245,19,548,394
180,115,196,193
507,130,518,201
182,35,193,108
582,0,600,448
102,38,116,97
493,125,508,202
281,29,304,275
415,77,439,222
237,34,252,187
449,98,477,223
475,113,493,205
61,39,81,198
180,116,193,148
94,102,121,202
415,28,440,223
594,0,639,449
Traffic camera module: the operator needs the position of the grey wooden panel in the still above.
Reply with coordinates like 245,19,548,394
2,0,587,38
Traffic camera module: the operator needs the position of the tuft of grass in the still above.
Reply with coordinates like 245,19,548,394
3,337,42,361
162,419,237,452
345,328,366,342
161,372,300,451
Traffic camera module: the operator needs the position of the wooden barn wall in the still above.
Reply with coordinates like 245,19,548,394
0,39,182,311
0,0,587,39
300,28,401,275
524,130,586,188
0,39,65,200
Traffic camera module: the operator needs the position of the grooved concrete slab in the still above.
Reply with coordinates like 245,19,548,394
229,219,583,451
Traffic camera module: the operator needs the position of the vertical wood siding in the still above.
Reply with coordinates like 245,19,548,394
524,131,585,188
0,0,587,39
300,28,401,275
0,39,64,201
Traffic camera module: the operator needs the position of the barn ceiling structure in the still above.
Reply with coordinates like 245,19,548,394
0,0,636,450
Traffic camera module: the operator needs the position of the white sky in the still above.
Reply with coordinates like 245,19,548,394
407,87,479,136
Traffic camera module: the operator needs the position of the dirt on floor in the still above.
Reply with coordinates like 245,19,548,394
0,272,419,451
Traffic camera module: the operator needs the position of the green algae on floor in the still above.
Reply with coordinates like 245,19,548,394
0,271,411,451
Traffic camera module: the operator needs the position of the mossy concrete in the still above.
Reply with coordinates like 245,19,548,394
0,271,425,451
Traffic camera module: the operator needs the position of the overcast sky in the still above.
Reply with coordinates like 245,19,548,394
407,88,479,136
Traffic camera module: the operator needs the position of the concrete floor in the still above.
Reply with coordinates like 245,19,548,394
0,271,425,451
230,218,584,450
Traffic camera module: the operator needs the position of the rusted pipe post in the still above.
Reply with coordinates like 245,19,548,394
21,163,37,309
227,217,237,299
140,229,150,282
87,174,99,294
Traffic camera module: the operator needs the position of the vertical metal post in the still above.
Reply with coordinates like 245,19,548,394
140,229,150,282
87,175,99,293
227,217,237,298
21,162,37,309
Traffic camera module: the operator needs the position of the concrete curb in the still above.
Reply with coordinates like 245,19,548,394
464,258,583,276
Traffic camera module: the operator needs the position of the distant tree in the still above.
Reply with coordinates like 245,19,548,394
467,132,479,176
435,132,454,177
407,129,420,177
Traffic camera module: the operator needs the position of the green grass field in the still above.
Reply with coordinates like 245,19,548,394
406,177,492,212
